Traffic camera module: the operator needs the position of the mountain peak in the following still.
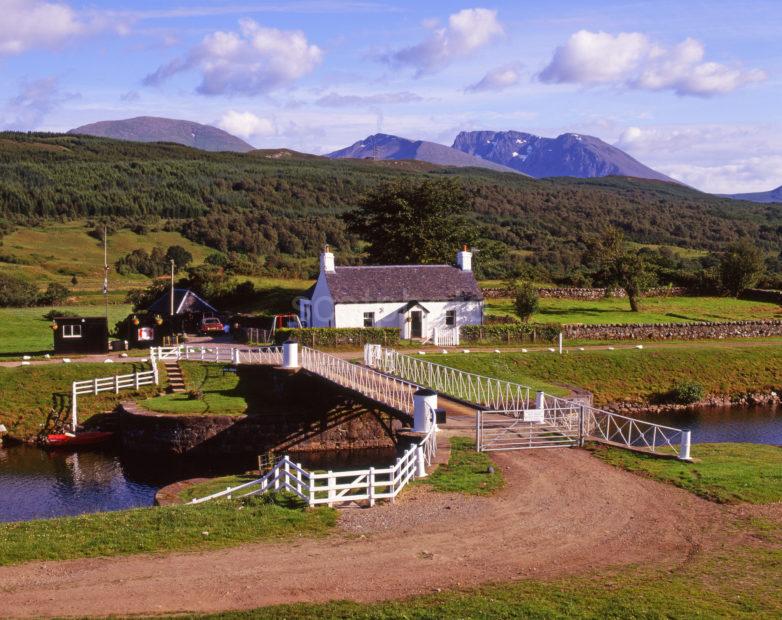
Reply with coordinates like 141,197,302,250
68,116,254,153
452,130,677,183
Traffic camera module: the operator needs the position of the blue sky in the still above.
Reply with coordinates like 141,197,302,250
1,0,780,193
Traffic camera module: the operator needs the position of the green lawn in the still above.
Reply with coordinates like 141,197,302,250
485,295,782,325
591,443,782,504
0,493,336,567
429,345,782,405
0,304,133,357
142,362,256,415
178,475,259,502
420,437,504,495
0,361,159,439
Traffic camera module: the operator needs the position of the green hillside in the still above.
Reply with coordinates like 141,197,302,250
1,131,781,283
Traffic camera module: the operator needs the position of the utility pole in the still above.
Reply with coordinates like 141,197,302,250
103,226,109,348
169,259,175,317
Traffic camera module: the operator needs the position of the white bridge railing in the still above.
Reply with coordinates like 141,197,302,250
366,345,690,459
70,368,157,432
365,345,532,412
152,345,283,365
191,408,438,508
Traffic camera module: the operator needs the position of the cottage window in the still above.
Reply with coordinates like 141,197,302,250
445,310,456,327
63,324,82,338
363,312,375,328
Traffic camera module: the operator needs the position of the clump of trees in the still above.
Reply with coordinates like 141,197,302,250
115,245,192,276
0,273,70,307
719,239,765,297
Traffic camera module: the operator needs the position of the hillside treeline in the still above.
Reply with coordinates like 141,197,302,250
1,132,781,283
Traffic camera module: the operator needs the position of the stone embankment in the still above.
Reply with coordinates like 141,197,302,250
608,391,780,416
562,320,782,341
481,286,688,300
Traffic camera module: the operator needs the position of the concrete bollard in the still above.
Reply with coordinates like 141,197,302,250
678,430,692,461
535,390,546,410
282,341,299,369
413,389,437,433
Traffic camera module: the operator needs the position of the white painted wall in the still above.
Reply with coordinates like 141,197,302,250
302,272,335,327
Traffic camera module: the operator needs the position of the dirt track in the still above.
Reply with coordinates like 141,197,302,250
0,447,731,619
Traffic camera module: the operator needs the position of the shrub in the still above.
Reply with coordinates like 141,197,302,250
512,280,539,322
274,327,400,347
670,381,705,405
43,309,79,320
0,273,39,307
461,323,559,345
187,389,203,401
38,282,70,305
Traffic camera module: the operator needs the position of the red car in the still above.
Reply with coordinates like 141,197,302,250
200,316,224,335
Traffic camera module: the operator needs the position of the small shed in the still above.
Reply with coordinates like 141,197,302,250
146,288,220,334
52,316,108,354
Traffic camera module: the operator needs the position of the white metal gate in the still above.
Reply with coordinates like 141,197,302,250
476,406,582,451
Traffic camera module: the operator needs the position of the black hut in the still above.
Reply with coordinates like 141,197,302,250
52,316,109,354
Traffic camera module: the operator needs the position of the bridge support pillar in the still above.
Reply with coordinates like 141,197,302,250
413,389,437,433
282,341,299,369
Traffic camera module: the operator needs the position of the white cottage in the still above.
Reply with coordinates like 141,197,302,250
299,246,484,340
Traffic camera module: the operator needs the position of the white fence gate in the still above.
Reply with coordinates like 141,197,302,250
433,327,460,347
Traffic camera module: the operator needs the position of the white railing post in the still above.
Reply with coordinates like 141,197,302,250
535,391,545,410
678,430,692,461
327,471,335,507
368,467,375,507
134,371,140,391
114,375,119,394
282,341,299,369
284,456,290,489
416,445,427,478
558,332,563,354
71,384,78,432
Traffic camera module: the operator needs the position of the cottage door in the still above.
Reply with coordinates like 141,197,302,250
410,311,423,338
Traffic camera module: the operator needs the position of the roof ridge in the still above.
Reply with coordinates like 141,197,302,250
334,264,454,269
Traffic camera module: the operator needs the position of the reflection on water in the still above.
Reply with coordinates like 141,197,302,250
637,405,782,445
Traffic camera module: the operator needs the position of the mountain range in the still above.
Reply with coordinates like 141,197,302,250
723,185,782,204
68,116,254,153
327,133,519,174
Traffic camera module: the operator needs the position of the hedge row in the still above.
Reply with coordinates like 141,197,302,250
461,323,560,344
274,327,401,347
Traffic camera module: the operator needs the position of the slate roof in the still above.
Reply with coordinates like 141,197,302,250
147,288,219,315
321,265,483,304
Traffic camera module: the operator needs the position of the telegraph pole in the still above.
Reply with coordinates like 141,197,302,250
169,259,175,316
103,226,109,347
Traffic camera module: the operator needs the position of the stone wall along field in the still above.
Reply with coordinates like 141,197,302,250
562,320,782,341
480,286,688,300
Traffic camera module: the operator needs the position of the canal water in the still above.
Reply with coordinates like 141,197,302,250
0,443,399,523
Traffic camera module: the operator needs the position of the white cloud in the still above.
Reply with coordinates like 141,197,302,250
386,8,503,76
0,0,88,55
1,77,78,129
615,124,782,193
144,19,322,95
540,30,765,96
466,63,522,92
218,110,276,139
315,91,423,107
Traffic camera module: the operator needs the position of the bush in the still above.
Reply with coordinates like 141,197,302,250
274,327,400,347
670,381,705,404
0,272,39,307
38,282,70,305
187,389,203,401
512,280,539,322
461,323,560,345
43,309,79,321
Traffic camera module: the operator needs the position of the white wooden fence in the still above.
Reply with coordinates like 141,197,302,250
433,327,460,347
191,408,438,507
70,368,157,432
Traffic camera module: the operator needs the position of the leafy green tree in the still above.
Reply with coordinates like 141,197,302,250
0,273,39,307
512,280,539,322
344,179,475,264
39,282,70,305
719,239,765,297
585,227,654,312
165,245,193,269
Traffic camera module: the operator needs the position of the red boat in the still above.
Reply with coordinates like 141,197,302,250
45,431,115,448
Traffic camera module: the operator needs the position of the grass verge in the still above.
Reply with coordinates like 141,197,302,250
178,475,258,502
428,345,782,405
590,442,782,504
420,437,503,495
0,493,336,567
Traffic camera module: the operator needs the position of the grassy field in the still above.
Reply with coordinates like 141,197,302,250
0,304,133,357
0,361,159,439
0,493,335,566
142,361,256,415
0,221,213,292
420,437,504,495
199,524,782,619
591,443,782,504
428,345,782,404
485,295,782,324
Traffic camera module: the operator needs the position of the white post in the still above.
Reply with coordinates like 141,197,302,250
413,389,437,433
296,463,303,496
71,384,78,433
282,341,299,369
114,375,119,394
558,332,563,354
134,371,140,391
368,467,375,507
284,456,290,490
678,430,692,461
93,377,98,395
535,391,546,410
416,445,427,478
327,471,335,507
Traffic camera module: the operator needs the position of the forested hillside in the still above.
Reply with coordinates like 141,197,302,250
1,131,780,282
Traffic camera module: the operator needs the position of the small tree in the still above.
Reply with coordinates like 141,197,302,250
39,282,70,305
584,227,654,312
70,274,78,286
166,245,193,270
513,281,539,322
719,239,764,297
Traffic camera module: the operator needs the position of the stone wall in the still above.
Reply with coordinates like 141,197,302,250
561,319,782,341
480,286,688,300
741,288,782,304
119,366,408,455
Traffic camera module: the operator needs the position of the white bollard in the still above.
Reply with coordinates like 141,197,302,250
678,430,692,461
535,391,546,410
416,445,427,478
558,332,563,354
413,389,437,434
282,341,299,369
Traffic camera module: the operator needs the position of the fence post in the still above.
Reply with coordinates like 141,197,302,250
93,377,98,395
578,405,585,447
114,375,119,394
134,371,140,391
558,332,563,355
678,430,692,461
416,445,427,478
327,471,335,507
368,467,375,507
296,463,303,496
71,384,78,432
535,391,545,410
476,410,482,451
284,456,290,490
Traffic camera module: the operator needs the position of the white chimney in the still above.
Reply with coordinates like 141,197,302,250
320,244,335,273
456,245,472,272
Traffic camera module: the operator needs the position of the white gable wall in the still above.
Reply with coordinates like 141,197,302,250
303,272,335,327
